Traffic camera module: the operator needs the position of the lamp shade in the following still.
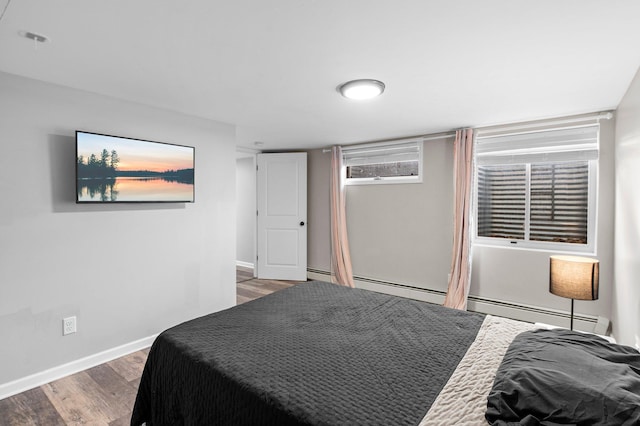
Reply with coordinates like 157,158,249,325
549,255,599,300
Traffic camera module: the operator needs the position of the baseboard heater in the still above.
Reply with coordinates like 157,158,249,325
306,268,598,332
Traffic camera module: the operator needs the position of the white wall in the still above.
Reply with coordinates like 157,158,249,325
0,72,237,388
236,155,256,266
613,68,640,349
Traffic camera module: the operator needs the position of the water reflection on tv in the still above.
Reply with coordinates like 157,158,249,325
76,131,195,203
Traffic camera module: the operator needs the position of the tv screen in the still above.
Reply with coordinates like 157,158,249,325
76,131,195,203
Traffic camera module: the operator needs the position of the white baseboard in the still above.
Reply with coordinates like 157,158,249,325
355,277,446,306
307,268,330,281
236,260,254,269
307,268,600,333
0,334,157,401
308,269,445,305
466,297,597,332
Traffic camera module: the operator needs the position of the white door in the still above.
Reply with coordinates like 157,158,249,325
256,153,307,280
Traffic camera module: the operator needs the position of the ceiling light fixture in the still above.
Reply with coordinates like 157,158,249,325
339,79,385,100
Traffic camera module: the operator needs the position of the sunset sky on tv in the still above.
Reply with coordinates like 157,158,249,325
77,132,193,172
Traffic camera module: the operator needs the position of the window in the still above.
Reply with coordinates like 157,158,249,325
343,140,423,185
475,125,598,253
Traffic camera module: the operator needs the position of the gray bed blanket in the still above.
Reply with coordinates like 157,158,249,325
131,281,484,425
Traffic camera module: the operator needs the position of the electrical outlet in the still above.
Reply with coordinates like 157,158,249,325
63,316,77,336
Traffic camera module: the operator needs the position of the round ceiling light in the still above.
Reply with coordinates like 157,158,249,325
339,79,385,100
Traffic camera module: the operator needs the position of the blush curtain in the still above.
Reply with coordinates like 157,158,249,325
443,129,475,310
330,146,355,287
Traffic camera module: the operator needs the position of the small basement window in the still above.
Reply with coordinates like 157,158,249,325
343,139,423,185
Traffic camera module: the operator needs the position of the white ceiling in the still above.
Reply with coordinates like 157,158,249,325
1,1,640,150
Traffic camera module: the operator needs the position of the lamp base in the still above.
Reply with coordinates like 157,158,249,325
570,298,574,331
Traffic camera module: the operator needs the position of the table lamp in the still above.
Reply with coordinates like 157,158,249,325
549,255,599,330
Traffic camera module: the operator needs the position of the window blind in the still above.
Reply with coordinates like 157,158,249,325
343,141,421,167
476,125,599,165
477,165,526,240
529,162,589,244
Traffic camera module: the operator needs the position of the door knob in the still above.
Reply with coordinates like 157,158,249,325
300,221,305,226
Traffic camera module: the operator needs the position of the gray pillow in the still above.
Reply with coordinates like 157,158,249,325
486,329,640,425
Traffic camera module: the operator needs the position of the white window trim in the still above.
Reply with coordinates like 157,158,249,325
344,139,423,185
473,130,599,255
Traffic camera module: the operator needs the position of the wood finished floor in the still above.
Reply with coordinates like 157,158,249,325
0,268,302,426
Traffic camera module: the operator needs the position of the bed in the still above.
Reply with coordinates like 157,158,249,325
131,281,640,425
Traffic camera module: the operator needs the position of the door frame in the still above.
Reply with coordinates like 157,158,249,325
236,147,260,277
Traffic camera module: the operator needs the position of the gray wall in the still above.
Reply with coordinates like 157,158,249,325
613,67,640,349
346,138,454,289
306,138,454,291
0,72,237,385
307,149,332,271
307,122,617,330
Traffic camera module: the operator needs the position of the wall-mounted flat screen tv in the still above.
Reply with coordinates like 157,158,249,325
76,131,195,203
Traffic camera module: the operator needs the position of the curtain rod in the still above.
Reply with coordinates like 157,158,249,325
321,110,613,153
322,131,456,153
476,111,613,136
